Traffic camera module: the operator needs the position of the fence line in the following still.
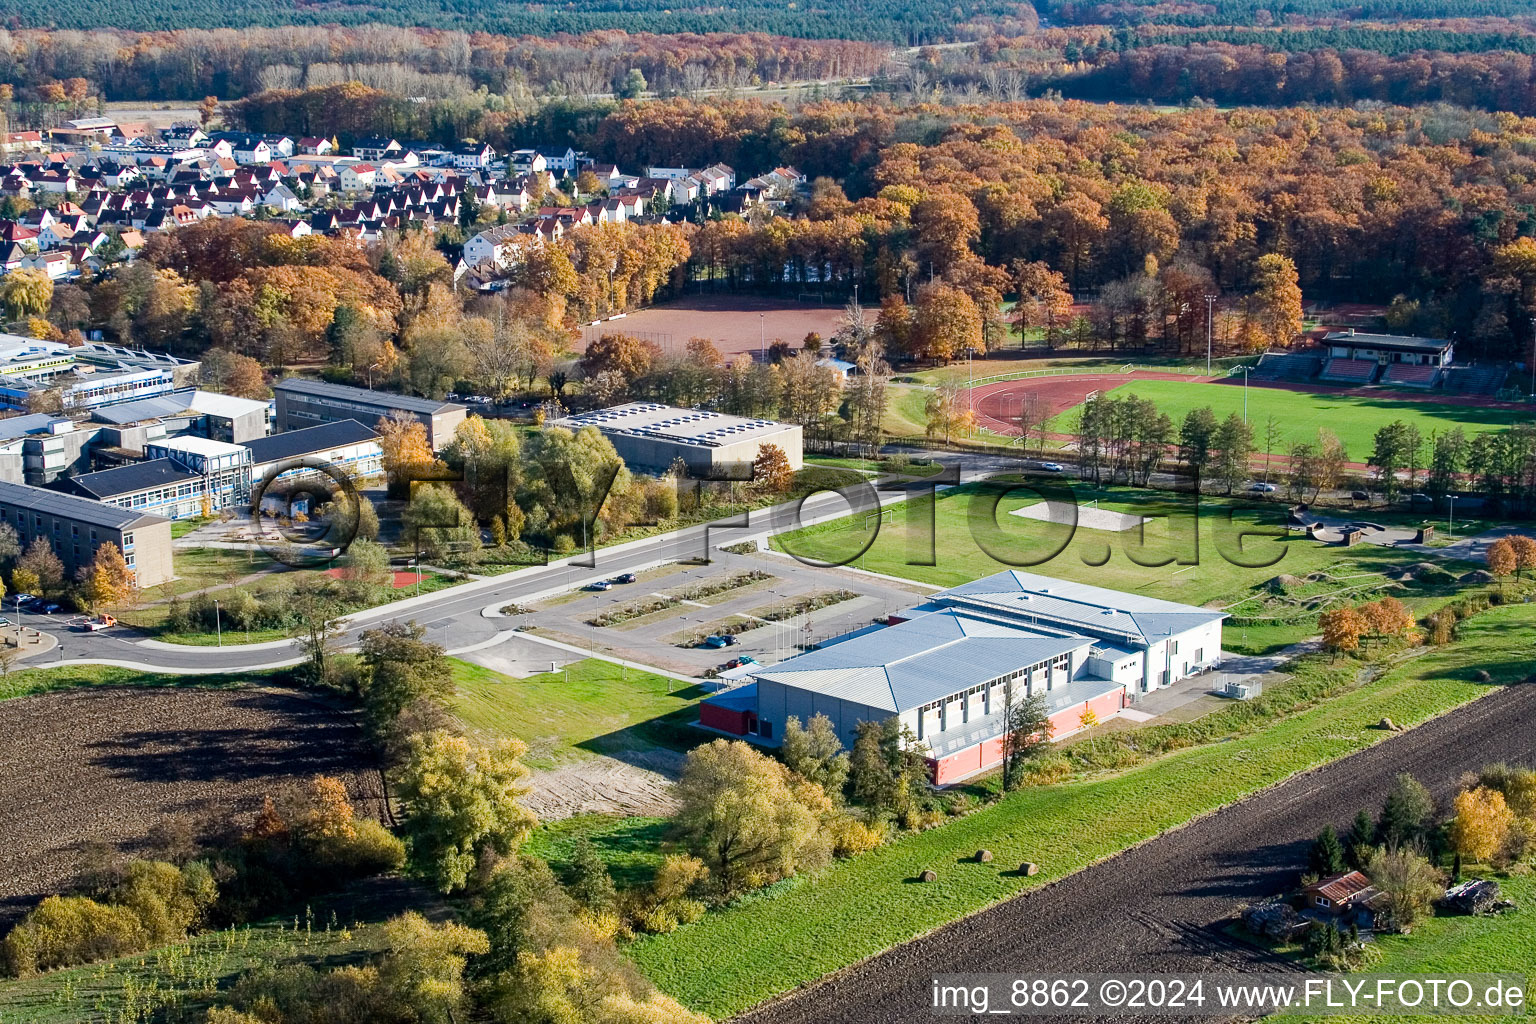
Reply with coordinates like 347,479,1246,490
963,355,1261,389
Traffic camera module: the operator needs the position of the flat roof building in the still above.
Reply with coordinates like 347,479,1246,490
58,436,252,521
0,479,172,588
273,378,465,451
244,419,382,489
553,402,803,478
91,389,270,444
702,569,1226,784
1323,330,1454,366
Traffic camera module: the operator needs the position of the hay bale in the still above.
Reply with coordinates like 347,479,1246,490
1020,862,1039,876
977,849,994,863
920,869,937,883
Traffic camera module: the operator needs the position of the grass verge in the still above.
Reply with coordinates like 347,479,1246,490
450,657,708,770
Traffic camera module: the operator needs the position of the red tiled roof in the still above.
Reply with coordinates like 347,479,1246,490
1306,871,1375,903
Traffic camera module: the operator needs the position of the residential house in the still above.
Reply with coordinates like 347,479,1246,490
508,149,547,174
453,142,496,170
1300,872,1387,930
351,136,403,162
536,145,579,175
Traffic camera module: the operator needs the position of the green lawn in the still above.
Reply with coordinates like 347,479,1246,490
1270,872,1536,1024
450,658,708,770
628,604,1536,1019
524,814,672,889
773,482,1458,653
1049,378,1529,457
170,517,216,539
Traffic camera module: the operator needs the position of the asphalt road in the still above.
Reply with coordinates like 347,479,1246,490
24,465,973,675
738,681,1536,1024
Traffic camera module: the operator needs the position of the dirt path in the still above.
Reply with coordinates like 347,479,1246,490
523,750,682,820
739,681,1536,1024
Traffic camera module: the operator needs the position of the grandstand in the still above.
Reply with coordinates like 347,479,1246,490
1380,363,1440,388
1320,357,1379,384
1442,364,1507,396
1252,352,1322,382
1249,336,1509,398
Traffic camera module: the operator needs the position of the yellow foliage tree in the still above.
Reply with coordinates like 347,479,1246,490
79,542,136,613
1450,786,1516,864
0,269,52,321
1486,536,1517,589
375,411,439,489
1318,606,1367,658
752,443,795,493
1247,253,1303,349
923,383,977,443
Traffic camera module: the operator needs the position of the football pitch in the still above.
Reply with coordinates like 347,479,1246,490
1046,379,1528,456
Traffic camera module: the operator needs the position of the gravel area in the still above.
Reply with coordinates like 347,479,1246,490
740,682,1536,1024
0,686,382,928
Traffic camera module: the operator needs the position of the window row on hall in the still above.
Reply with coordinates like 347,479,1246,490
915,653,1072,741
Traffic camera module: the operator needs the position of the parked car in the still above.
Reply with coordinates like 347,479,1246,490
1409,493,1434,506
1037,462,1065,472
701,634,731,649
611,572,638,584
78,615,116,632
11,594,34,606
585,580,612,592
0,617,11,628
736,654,757,665
1248,481,1278,493
36,602,61,614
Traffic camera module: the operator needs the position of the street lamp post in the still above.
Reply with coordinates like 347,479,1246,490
367,361,381,389
214,598,222,647
1204,294,1218,376
759,313,766,363
1448,494,1458,537
1529,317,1535,399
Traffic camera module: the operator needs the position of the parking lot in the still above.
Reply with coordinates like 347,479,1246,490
504,548,935,678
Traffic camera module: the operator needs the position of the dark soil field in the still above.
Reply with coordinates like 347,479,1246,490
741,681,1536,1024
0,686,383,928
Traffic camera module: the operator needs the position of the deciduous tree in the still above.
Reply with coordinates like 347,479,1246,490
1319,606,1367,658
1247,253,1303,350
752,443,795,493
674,739,832,895
77,543,136,613
1450,786,1516,864
396,731,536,893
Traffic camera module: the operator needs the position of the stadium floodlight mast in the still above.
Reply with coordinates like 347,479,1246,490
1205,294,1218,376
